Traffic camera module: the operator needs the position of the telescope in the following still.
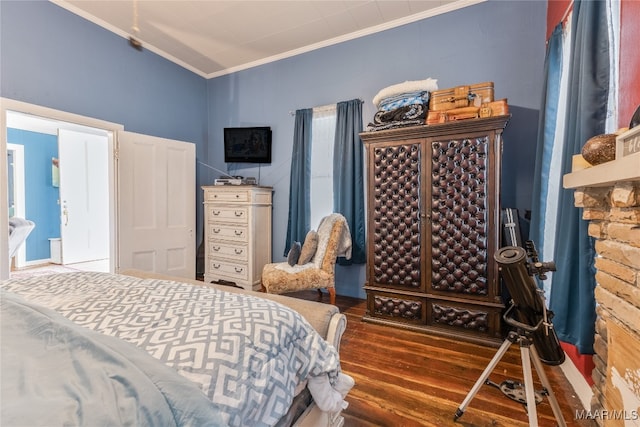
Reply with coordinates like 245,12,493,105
455,241,567,426
495,242,564,365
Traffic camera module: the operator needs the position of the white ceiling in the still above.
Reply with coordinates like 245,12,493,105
53,0,481,79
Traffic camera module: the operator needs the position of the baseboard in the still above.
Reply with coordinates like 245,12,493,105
559,354,593,410
22,258,53,267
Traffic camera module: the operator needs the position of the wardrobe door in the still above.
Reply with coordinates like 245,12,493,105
426,129,504,341
428,134,490,298
370,142,423,291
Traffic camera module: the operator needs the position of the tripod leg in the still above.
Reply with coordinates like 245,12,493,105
530,345,567,427
520,345,539,427
454,337,513,420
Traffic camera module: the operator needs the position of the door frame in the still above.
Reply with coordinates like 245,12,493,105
1,98,123,279
6,143,26,267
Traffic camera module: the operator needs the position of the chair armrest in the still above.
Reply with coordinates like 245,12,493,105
326,313,347,352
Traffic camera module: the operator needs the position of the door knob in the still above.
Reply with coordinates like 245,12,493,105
62,202,69,226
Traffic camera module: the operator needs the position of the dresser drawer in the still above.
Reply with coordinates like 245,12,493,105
205,189,249,203
207,206,248,224
208,259,249,281
209,241,248,261
208,224,248,243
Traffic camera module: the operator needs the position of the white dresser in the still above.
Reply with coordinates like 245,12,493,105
202,185,272,291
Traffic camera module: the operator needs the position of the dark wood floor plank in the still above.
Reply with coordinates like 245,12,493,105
284,291,595,427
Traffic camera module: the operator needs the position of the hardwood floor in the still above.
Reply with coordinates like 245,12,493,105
288,290,596,427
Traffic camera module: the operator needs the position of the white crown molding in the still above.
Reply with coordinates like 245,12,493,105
51,0,485,80
206,0,486,79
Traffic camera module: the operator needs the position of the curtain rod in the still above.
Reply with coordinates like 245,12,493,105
289,99,364,116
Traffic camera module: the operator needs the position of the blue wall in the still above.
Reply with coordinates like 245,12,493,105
1,0,546,298
0,0,209,241
206,0,546,298
7,129,60,261
0,1,208,142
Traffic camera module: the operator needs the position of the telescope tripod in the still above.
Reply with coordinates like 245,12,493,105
454,321,567,426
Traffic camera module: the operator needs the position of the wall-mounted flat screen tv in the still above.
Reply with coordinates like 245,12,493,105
224,127,272,163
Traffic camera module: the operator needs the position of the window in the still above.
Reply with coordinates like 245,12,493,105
285,99,365,263
309,107,336,228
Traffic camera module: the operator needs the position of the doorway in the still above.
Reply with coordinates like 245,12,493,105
6,111,110,272
2,98,196,281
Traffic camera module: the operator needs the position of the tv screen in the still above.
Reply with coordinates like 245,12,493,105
224,127,272,163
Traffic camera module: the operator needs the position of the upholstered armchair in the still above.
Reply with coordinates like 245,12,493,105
262,213,352,305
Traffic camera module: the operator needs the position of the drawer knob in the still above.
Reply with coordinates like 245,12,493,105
235,248,243,255
213,210,221,215
235,267,244,273
213,246,221,251
235,211,243,217
234,230,243,236
213,228,221,233
235,194,240,198
213,264,221,269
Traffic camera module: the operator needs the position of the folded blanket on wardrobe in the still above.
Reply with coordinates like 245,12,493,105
372,78,438,109
377,91,429,112
366,103,428,132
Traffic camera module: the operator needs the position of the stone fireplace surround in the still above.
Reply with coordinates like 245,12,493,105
564,149,639,425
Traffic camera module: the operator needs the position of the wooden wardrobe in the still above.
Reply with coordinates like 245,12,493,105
360,116,510,346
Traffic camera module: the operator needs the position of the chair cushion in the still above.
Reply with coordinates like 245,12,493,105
262,262,334,295
287,241,301,266
298,231,318,265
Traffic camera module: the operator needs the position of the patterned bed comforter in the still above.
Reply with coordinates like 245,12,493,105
1,272,342,427
1,290,225,427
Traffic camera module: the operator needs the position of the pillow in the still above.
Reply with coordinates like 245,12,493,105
287,241,301,266
298,230,319,265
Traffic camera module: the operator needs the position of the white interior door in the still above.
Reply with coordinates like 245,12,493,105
58,129,110,265
117,131,195,279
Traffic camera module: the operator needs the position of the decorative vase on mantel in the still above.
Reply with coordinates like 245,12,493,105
581,133,617,166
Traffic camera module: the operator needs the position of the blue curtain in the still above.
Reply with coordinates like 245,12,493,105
530,24,563,263
333,99,366,264
549,0,610,354
284,108,313,256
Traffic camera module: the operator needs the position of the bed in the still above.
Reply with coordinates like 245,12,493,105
0,270,353,427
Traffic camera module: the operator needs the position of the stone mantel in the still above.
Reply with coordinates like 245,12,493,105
565,126,640,189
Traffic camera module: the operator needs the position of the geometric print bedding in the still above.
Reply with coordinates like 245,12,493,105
1,272,342,427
